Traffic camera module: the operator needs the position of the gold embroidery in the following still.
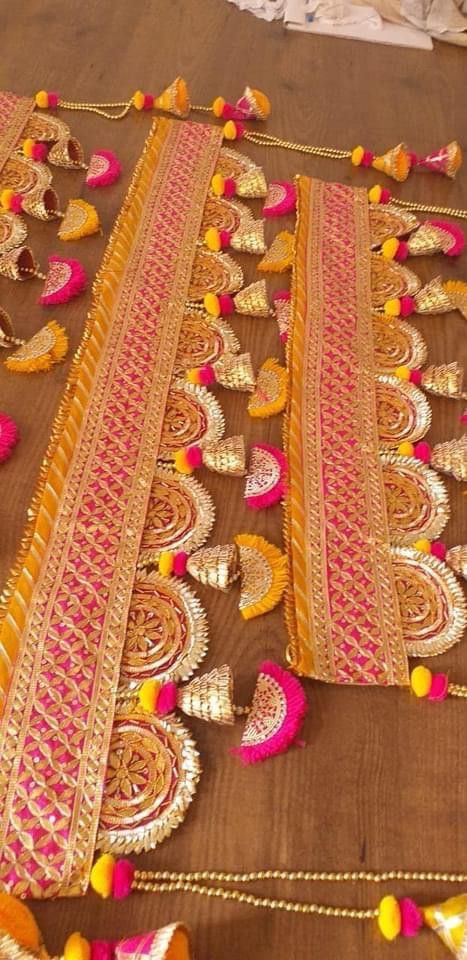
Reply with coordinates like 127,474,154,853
368,203,418,249
138,466,215,566
376,374,432,447
174,311,239,375
381,453,450,545
200,195,253,233
373,314,428,371
0,211,27,254
392,546,467,657
188,248,243,299
159,382,224,458
370,254,421,307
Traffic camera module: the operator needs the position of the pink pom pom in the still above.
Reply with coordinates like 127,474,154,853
399,898,423,937
361,150,374,167
91,942,114,960
156,681,178,716
11,193,23,214
431,541,447,561
380,188,391,204
143,93,154,110
407,152,418,169
219,294,234,316
428,672,449,702
112,859,134,899
32,143,48,162
409,369,422,386
186,445,203,469
430,220,465,257
233,121,245,139
173,551,188,577
219,230,231,248
280,331,288,344
399,295,415,317
221,102,248,121
413,441,432,464
224,177,236,198
460,410,467,425
394,240,409,261
199,364,216,386
0,412,19,463
48,92,59,109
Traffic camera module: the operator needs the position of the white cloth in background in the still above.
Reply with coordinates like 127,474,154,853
225,0,285,19
306,1,382,25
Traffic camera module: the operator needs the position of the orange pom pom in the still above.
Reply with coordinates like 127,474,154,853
174,449,194,474
1,188,14,211
22,138,35,159
187,367,202,385
204,292,221,317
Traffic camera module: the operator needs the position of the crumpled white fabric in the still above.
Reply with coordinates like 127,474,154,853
306,0,381,25
401,0,467,32
225,0,285,19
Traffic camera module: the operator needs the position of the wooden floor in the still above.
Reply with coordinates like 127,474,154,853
1,2,466,957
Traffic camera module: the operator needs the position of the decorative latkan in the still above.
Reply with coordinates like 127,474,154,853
258,230,295,273
248,358,287,418
204,278,271,319
186,352,256,392
245,443,288,509
4,319,68,372
204,218,266,255
173,436,247,478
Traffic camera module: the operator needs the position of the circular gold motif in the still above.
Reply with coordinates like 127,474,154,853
1,153,52,195
369,204,418,250
200,196,252,234
376,374,431,448
121,571,208,684
392,546,467,657
0,211,27,255
381,453,449,544
373,314,428,371
159,382,224,459
23,112,70,143
174,311,240,376
138,466,215,566
371,254,421,307
98,711,200,854
188,249,243,300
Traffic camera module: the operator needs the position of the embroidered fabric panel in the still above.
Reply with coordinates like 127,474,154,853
0,118,222,898
285,176,408,686
0,91,34,174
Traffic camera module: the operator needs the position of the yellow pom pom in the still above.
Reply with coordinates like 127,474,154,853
410,665,432,698
223,120,238,141
351,146,364,166
64,932,91,960
35,90,49,109
159,551,174,576
205,227,221,252
139,679,161,713
211,173,225,197
394,365,411,381
414,538,431,554
90,853,115,899
378,895,401,941
1,188,14,211
23,138,34,158
398,441,415,457
174,449,193,474
187,367,201,385
368,185,383,204
132,90,145,110
382,237,400,260
384,298,401,318
204,292,221,317
212,96,225,118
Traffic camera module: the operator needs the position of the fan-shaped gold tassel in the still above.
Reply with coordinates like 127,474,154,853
235,168,268,199
258,231,295,273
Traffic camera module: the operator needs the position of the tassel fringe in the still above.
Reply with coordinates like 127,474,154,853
0,413,19,462
4,321,68,373
234,533,288,620
232,660,307,764
245,443,288,509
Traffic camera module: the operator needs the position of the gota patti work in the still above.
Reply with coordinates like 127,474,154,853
0,118,223,898
286,177,409,686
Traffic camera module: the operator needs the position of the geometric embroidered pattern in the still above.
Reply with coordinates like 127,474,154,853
0,119,222,898
285,176,409,687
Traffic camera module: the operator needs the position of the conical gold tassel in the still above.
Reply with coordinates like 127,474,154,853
234,280,270,317
444,280,467,320
446,545,467,581
202,436,246,476
431,436,467,482
258,231,295,273
230,219,266,255
48,136,86,169
154,77,191,118
424,894,467,958
177,665,235,724
235,168,268,199
407,221,462,257
21,187,61,221
186,543,240,591
0,245,40,281
415,276,454,315
372,143,411,182
213,353,256,391
421,362,465,399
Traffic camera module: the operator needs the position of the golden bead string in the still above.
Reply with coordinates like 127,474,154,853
245,130,351,160
448,684,467,699
397,198,467,221
134,867,467,886
59,99,133,120
133,877,378,920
